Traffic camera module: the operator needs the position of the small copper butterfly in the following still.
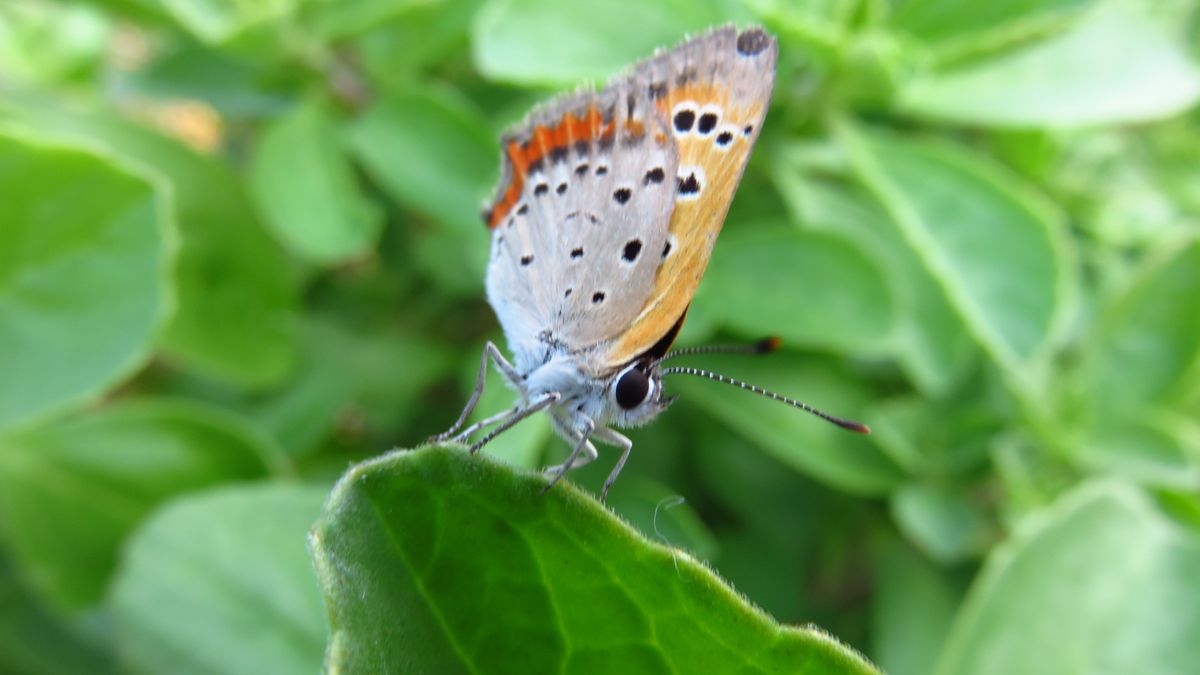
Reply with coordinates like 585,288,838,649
431,25,867,500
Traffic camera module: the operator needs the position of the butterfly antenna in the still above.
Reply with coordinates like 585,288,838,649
661,336,781,361
660,366,870,433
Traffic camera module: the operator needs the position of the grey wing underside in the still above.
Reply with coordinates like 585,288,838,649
485,83,679,361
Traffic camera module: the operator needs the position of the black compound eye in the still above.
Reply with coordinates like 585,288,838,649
614,368,650,410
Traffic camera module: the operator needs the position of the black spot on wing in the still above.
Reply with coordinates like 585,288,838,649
622,239,642,262
592,291,605,304
716,131,734,147
737,28,771,56
570,247,583,259
643,167,665,185
697,113,718,135
556,182,567,195
613,187,632,205
534,183,549,196
673,110,695,133
520,254,533,266
678,173,701,195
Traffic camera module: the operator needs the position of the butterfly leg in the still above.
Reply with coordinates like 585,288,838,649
447,405,519,444
428,341,521,444
467,392,559,455
594,427,634,502
540,417,596,495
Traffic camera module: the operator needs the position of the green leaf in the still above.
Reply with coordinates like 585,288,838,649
698,221,894,355
1075,413,1200,490
1080,236,1200,412
347,87,493,294
891,0,1092,46
838,123,1068,405
250,320,453,457
301,0,440,39
250,100,382,265
310,446,880,674
0,96,298,387
349,88,494,234
354,0,485,83
0,130,171,430
111,483,327,675
472,0,738,86
0,399,277,608
115,41,284,116
0,2,111,86
0,556,117,675
673,352,904,495
898,1,1200,127
870,536,966,675
151,0,298,45
891,483,996,563
773,171,975,395
935,481,1200,675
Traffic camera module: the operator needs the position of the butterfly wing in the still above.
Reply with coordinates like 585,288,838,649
602,26,778,368
484,77,680,368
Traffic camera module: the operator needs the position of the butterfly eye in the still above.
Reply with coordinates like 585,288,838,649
614,367,652,410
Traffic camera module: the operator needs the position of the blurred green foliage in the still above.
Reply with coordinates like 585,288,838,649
0,0,1198,673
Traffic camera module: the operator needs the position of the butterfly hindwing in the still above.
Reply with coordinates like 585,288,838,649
485,83,679,366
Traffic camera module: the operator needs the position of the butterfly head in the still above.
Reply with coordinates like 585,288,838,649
605,360,676,428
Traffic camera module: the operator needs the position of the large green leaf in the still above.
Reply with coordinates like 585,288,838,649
111,483,328,675
0,97,298,387
773,170,975,395
249,99,382,265
0,399,278,608
839,123,1067,405
870,536,966,675
310,445,879,674
472,0,738,86
698,222,895,355
0,130,171,430
935,481,1200,675
899,1,1200,127
0,555,116,675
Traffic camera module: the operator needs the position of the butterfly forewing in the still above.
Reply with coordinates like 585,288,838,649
603,27,777,368
483,25,776,375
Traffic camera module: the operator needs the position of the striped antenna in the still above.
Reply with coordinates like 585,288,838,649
660,366,870,433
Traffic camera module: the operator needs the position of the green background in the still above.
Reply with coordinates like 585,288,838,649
1,0,1199,673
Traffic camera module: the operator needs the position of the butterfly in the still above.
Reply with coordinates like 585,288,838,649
430,25,867,501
